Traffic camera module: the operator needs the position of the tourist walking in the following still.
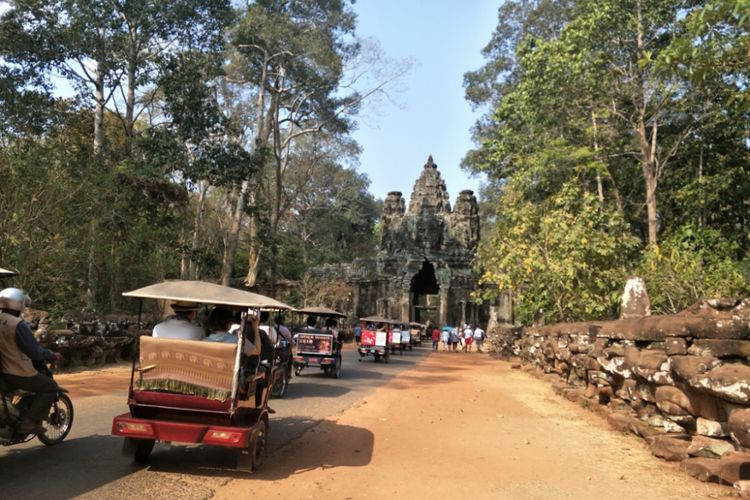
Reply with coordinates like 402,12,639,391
431,326,440,351
473,325,485,352
463,324,474,352
449,326,459,352
441,326,450,351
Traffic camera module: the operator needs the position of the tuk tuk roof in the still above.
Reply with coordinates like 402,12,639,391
123,280,292,310
359,315,401,325
0,267,18,278
296,306,346,318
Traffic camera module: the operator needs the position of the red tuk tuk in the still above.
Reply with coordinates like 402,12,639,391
111,280,291,471
357,316,401,362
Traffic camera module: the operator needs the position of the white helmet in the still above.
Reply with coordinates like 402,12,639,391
0,288,30,313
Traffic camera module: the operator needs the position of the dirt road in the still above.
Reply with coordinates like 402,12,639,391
215,350,731,500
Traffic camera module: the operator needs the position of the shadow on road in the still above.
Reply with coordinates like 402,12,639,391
0,434,144,500
253,418,374,481
282,381,351,399
141,416,373,481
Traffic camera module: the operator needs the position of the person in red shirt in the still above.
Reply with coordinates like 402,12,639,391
431,327,440,352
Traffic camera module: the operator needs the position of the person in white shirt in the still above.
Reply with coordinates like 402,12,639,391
275,315,292,341
259,311,279,344
473,325,485,352
152,301,204,340
203,307,260,356
463,324,474,352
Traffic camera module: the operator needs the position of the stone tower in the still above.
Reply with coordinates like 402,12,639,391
349,156,484,327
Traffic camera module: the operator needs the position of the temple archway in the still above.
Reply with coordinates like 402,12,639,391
410,260,439,326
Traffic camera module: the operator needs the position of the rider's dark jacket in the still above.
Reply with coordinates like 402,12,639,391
0,311,56,377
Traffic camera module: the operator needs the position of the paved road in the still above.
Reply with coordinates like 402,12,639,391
0,343,431,499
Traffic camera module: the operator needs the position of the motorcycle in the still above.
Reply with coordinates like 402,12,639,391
0,362,74,446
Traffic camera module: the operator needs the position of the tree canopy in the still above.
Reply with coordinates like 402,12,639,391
466,0,749,322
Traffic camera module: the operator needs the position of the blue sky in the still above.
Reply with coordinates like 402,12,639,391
350,1,500,205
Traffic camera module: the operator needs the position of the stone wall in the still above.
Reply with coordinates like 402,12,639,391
24,309,140,368
492,299,750,492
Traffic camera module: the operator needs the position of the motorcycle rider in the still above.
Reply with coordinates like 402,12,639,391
0,288,62,435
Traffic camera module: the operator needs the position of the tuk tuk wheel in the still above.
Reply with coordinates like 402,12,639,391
272,370,288,398
333,356,342,378
250,418,268,471
133,438,155,463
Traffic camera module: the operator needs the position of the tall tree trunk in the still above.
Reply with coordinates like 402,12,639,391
124,30,137,156
590,109,604,208
93,68,105,155
221,183,245,285
224,60,271,287
189,180,209,279
85,220,97,309
635,0,658,246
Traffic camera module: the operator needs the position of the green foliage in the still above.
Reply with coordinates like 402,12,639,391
476,159,639,324
467,0,749,323
637,225,750,314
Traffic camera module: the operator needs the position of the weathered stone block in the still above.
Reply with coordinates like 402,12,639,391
669,355,722,381
729,409,750,448
633,350,673,384
735,480,750,499
714,452,750,484
598,356,631,378
598,319,642,340
691,364,750,404
696,417,730,437
650,435,690,461
656,386,692,416
681,457,724,482
665,337,688,356
689,339,750,358
655,385,726,421
688,435,735,459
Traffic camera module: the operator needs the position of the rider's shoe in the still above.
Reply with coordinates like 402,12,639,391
266,406,276,414
17,418,44,435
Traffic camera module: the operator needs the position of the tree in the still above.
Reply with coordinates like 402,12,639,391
474,144,639,323
0,0,232,155
223,0,408,289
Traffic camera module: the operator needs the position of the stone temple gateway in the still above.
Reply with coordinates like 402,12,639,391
343,156,487,327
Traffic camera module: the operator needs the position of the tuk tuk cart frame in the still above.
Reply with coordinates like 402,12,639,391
292,306,346,378
110,280,291,472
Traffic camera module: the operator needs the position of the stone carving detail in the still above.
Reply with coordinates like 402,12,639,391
621,276,651,319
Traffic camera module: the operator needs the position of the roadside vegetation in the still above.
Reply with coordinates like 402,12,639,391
466,0,750,323
0,0,402,313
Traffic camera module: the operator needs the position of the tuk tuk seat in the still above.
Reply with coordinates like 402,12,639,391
138,336,236,401
132,389,232,412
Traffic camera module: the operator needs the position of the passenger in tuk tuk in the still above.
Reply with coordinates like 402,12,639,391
259,311,279,344
152,301,205,340
275,315,292,342
203,307,260,356
324,317,339,340
241,312,277,413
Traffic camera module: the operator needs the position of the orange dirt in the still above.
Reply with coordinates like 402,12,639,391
215,351,731,500
56,363,132,399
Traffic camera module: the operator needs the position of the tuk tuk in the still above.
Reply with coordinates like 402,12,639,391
409,322,425,347
392,323,409,354
111,280,291,471
292,306,345,378
357,316,398,363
